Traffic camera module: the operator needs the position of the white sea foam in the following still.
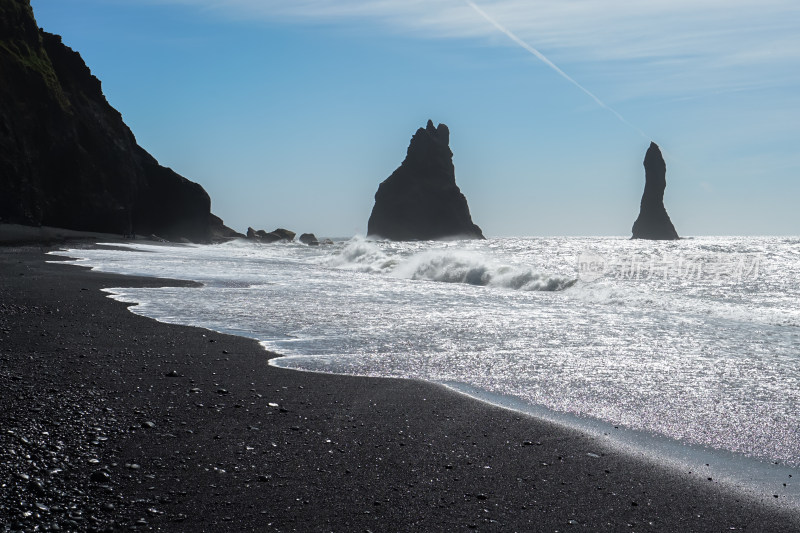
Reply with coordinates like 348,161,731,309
329,237,574,291
327,237,397,273
391,249,574,291
51,236,800,476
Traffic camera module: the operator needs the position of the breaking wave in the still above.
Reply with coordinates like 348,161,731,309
326,238,398,273
330,238,575,292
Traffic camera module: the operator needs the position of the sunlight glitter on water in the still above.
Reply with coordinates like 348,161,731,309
55,236,800,468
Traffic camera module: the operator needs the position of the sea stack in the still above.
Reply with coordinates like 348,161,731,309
631,142,679,240
0,0,237,242
367,120,484,241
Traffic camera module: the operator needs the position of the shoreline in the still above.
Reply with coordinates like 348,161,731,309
438,381,800,507
2,243,800,531
269,354,800,511
99,272,800,505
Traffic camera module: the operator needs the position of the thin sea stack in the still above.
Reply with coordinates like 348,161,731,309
631,142,679,240
367,120,484,241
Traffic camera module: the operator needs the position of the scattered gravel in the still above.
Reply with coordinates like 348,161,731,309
2,244,799,531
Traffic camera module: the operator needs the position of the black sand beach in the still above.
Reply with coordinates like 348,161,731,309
2,243,799,532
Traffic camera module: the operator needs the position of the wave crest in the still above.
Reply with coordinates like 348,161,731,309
331,239,574,292
327,238,398,273
393,251,574,291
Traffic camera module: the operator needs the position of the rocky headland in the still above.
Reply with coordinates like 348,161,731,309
367,120,484,241
631,142,679,240
0,0,237,242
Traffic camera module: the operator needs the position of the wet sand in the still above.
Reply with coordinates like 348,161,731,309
1,243,798,531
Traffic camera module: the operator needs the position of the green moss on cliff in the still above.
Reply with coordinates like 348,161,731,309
0,1,69,111
0,0,33,24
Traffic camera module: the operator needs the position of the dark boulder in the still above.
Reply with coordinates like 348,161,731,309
246,227,293,243
299,233,319,246
632,142,679,240
248,228,279,243
367,120,484,241
0,0,234,242
259,231,282,243
271,228,296,241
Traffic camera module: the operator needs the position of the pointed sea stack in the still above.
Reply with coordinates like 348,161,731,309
367,120,484,241
631,142,679,240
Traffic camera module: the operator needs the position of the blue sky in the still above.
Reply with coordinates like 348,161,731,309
31,0,800,237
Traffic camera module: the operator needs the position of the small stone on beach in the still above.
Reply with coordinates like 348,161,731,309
90,471,110,483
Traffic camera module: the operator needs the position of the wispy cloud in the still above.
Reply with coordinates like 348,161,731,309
150,0,800,98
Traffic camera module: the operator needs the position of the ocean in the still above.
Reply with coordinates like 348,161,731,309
54,236,800,498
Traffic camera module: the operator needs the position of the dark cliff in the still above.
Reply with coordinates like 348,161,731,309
631,142,679,240
367,120,484,241
0,0,236,242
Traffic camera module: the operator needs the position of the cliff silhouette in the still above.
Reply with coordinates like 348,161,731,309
0,0,236,242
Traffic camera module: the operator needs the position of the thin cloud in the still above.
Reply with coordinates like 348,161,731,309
148,0,800,98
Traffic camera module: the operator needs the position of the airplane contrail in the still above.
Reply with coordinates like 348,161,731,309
463,0,649,140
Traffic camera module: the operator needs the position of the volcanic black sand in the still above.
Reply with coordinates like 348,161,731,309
1,243,799,532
